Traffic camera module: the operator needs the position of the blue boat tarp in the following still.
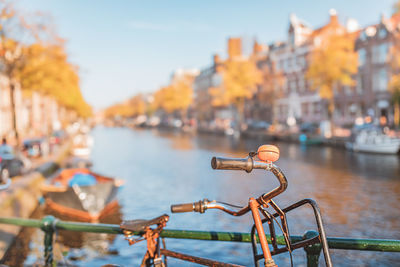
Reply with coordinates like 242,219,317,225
68,173,97,187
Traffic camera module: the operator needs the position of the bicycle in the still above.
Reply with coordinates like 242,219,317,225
120,144,332,267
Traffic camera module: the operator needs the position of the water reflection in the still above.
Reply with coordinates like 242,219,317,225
23,126,400,266
132,128,400,265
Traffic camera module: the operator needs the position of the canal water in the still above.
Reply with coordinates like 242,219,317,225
24,126,400,266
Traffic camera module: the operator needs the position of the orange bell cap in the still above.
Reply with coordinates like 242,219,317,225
257,145,280,162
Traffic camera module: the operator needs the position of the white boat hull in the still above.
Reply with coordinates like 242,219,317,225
72,147,91,157
346,142,399,154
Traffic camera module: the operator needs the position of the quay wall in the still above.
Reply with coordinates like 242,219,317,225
0,142,70,260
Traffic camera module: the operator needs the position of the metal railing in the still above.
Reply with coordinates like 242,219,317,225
0,216,399,266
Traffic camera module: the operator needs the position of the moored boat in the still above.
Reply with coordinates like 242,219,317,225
72,134,94,157
345,129,400,154
299,134,324,145
41,168,123,222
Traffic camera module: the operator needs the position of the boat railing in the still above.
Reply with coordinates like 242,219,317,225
0,215,399,266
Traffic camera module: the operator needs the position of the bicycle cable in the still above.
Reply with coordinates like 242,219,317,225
215,200,244,209
261,208,294,267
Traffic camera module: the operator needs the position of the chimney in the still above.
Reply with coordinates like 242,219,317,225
227,37,242,59
253,40,263,55
213,54,223,72
329,8,338,24
380,13,386,24
213,54,221,65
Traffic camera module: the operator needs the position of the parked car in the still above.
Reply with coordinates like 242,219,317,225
247,120,271,130
50,130,67,146
22,138,49,158
299,122,320,134
0,145,25,183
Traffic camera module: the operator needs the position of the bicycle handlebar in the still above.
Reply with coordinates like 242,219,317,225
171,199,245,215
211,156,254,172
171,200,206,213
171,145,288,217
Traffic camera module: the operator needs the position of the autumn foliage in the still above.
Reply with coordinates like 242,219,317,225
106,71,195,119
18,43,91,117
105,94,146,118
154,74,194,114
0,0,91,142
210,59,261,108
306,33,358,130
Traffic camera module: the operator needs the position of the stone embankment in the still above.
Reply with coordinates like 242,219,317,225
0,142,70,260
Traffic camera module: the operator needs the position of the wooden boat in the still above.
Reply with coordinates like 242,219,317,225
41,168,123,222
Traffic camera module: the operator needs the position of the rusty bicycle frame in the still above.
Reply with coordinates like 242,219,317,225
121,214,243,267
122,145,333,267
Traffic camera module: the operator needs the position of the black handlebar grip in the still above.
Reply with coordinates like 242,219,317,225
211,156,254,173
171,202,196,213
171,200,205,213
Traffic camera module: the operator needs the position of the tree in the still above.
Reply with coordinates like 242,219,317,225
153,73,194,118
130,94,146,117
104,94,147,119
0,2,28,145
209,58,261,129
0,1,91,143
306,33,358,134
18,43,92,118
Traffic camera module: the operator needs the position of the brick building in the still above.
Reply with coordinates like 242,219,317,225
193,10,400,130
0,75,65,142
351,13,400,125
193,54,223,127
193,38,242,130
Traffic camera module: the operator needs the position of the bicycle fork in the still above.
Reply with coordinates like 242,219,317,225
249,198,277,267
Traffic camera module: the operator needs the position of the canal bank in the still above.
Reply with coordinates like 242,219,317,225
140,125,351,148
0,142,71,261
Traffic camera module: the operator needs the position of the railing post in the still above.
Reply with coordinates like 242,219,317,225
303,230,322,267
40,215,57,267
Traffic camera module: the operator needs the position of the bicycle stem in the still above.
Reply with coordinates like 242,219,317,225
206,161,288,216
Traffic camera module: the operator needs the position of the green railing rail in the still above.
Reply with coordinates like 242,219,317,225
0,216,399,266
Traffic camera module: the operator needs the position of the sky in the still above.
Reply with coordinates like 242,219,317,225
16,0,397,109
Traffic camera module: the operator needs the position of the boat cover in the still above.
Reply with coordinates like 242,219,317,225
68,173,97,187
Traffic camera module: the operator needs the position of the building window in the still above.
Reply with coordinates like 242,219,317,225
289,33,295,46
301,56,306,69
378,69,388,91
284,59,290,72
301,102,309,116
373,68,388,92
344,85,352,95
283,78,288,93
298,77,304,92
290,78,297,93
372,43,388,64
358,48,366,67
356,74,363,94
276,60,281,71
378,28,387,39
379,43,388,63
359,31,367,42
313,102,320,114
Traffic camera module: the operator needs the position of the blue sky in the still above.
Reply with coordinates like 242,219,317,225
17,0,396,109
